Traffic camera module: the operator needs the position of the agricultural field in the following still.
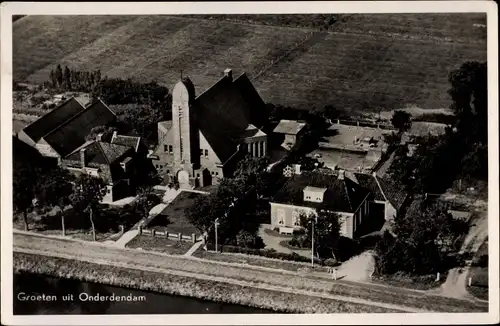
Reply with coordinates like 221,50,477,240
13,14,486,113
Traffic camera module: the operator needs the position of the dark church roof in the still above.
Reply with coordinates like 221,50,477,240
22,97,85,143
193,72,266,164
272,171,370,213
43,99,116,157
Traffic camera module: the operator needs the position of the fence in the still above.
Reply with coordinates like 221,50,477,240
334,119,395,130
138,225,199,243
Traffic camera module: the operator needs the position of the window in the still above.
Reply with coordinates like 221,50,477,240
316,197,321,201
277,209,285,225
200,149,204,156
164,145,168,152
306,196,311,200
215,172,219,176
196,173,200,177
107,188,111,194
292,210,300,226
204,149,208,157
211,171,215,175
166,170,170,174
169,145,173,153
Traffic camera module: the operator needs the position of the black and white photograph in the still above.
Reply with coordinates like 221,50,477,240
1,1,498,325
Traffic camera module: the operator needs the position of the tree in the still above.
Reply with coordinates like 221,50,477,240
55,64,63,88
299,210,341,259
375,204,468,275
13,162,39,231
35,167,75,235
69,175,106,241
391,110,412,133
117,104,164,142
135,186,162,219
63,66,71,90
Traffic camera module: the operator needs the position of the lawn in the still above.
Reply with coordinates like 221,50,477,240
14,14,486,113
467,240,488,300
372,271,447,291
126,235,193,255
193,248,330,273
145,191,206,236
13,203,142,242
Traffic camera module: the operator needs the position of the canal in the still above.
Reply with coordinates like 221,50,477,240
13,272,275,314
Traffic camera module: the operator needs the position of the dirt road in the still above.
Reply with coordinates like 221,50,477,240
12,232,487,313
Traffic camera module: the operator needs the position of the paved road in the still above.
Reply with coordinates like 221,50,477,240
13,233,488,313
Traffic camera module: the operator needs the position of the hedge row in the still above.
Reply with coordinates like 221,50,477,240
211,244,338,267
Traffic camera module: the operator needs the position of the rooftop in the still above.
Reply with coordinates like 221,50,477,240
272,170,369,213
273,120,307,135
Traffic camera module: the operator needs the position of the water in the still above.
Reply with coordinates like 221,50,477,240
13,273,274,314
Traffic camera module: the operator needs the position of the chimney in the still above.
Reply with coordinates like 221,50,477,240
224,68,232,81
294,164,301,175
112,131,118,142
80,148,87,168
338,169,345,180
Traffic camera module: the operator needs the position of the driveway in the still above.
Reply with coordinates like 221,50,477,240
258,224,311,258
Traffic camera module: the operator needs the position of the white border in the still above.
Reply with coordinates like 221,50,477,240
1,1,498,325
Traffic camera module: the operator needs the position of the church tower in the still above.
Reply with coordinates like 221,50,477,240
172,77,200,185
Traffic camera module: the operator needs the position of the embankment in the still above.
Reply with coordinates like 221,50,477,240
13,252,401,313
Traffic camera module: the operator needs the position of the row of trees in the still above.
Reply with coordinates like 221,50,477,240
48,65,171,108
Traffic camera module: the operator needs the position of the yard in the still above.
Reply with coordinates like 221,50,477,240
144,191,205,236
13,203,142,242
126,235,193,255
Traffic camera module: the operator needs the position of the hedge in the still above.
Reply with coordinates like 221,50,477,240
206,243,343,266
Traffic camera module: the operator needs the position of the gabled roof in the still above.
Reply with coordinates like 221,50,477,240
111,133,142,152
272,171,369,213
43,99,116,157
273,120,307,135
22,97,85,143
352,172,408,211
64,141,132,166
233,124,267,140
376,176,408,211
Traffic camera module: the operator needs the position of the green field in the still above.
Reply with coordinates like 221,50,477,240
13,14,486,112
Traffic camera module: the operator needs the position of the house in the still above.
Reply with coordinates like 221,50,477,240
273,119,307,151
61,140,137,203
270,170,371,239
150,68,268,189
18,97,116,165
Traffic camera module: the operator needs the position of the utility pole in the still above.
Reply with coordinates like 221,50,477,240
311,216,316,268
214,218,219,253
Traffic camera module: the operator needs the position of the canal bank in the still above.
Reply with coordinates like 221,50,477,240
13,252,405,314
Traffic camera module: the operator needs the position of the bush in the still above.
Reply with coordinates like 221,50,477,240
216,244,324,265
323,258,338,267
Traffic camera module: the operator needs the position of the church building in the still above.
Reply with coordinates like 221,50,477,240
150,69,268,189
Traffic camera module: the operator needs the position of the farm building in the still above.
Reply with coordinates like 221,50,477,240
150,68,268,189
18,97,149,203
309,123,391,173
273,119,307,151
17,97,116,164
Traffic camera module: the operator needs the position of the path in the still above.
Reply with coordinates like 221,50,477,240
434,267,474,300
184,241,203,257
336,251,375,282
13,232,488,313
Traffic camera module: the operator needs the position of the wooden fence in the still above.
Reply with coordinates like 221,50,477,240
138,226,199,243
